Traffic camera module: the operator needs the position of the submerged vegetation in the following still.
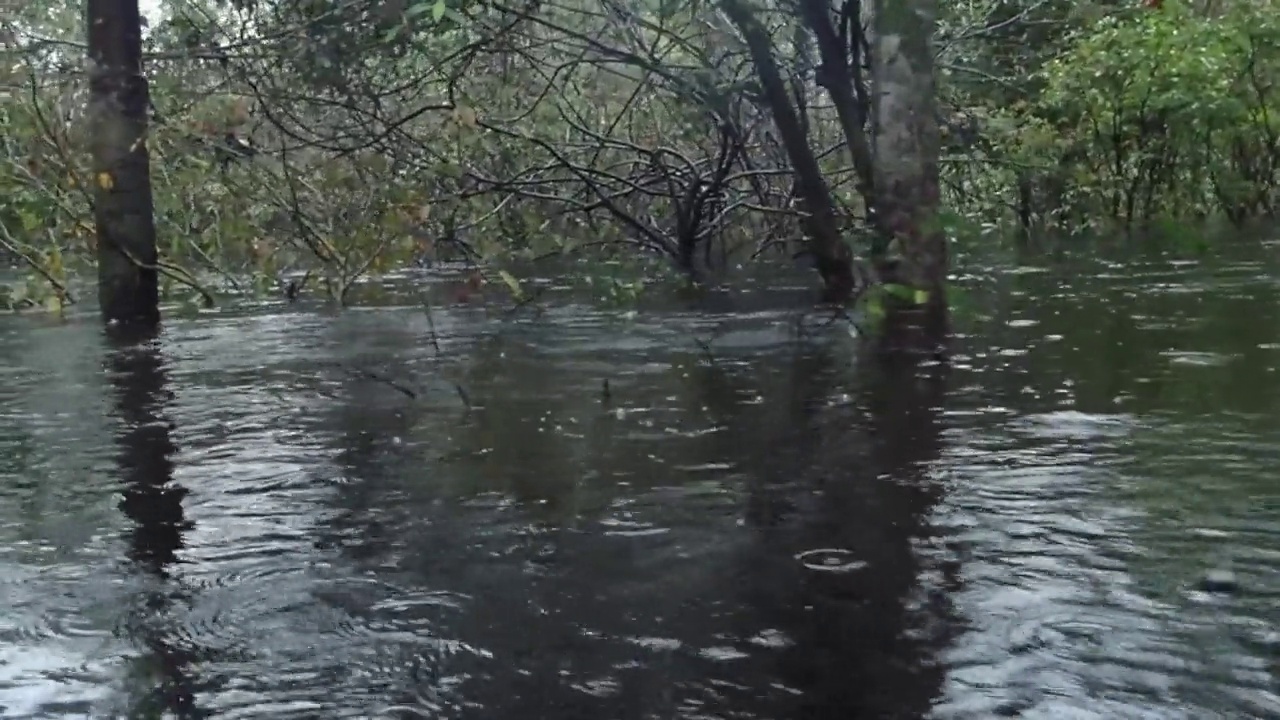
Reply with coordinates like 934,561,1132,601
1,0,1278,314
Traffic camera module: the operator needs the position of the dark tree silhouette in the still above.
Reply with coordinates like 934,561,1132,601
88,0,161,325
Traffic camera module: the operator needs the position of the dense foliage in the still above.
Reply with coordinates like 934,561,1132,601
1038,1,1280,226
1,0,1277,311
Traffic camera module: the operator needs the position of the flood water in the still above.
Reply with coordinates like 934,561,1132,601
2,245,1279,719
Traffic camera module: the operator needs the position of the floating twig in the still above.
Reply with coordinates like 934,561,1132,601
339,363,419,400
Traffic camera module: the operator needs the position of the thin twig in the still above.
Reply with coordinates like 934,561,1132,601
0,223,74,304
338,363,419,400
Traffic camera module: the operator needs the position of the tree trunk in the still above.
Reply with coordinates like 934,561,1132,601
87,0,160,326
796,0,874,196
870,0,947,309
718,0,857,303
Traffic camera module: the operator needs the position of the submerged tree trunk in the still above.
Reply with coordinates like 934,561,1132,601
870,0,947,309
87,0,160,325
721,0,947,314
718,0,858,303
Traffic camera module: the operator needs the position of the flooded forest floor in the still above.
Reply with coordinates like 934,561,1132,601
1,243,1279,719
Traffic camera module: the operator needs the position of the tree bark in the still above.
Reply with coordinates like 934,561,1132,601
870,0,947,309
87,0,161,326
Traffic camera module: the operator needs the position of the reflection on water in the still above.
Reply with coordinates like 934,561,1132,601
0,250,1278,719
107,325,201,717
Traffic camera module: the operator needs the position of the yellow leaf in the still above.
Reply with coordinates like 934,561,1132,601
96,172,114,190
913,289,930,305
497,269,522,299
45,247,64,278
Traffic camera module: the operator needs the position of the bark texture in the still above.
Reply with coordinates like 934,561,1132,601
88,0,161,325
871,0,947,304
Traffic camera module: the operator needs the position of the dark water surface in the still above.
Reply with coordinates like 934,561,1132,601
2,249,1279,719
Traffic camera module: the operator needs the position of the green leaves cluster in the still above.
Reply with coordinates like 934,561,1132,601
1037,0,1280,224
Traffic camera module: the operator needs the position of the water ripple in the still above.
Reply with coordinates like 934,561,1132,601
3,259,1280,718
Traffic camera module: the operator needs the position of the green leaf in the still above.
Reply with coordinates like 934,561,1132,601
862,292,885,320
18,209,39,232
432,0,447,21
882,283,915,301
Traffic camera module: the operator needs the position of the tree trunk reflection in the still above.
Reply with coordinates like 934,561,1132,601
728,320,955,718
107,325,203,717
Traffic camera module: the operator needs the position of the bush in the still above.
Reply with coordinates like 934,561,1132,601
1034,1,1280,228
